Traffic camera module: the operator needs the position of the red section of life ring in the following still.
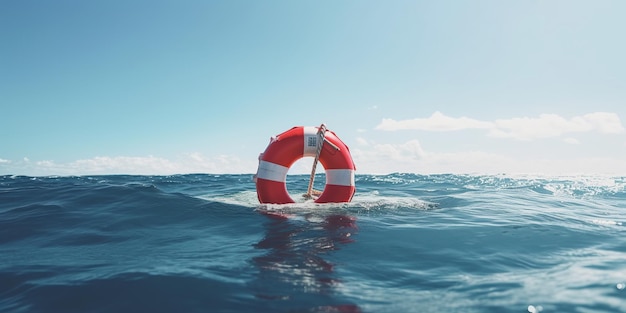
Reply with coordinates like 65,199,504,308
255,126,356,204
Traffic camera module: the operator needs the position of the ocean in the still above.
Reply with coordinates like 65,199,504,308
1,173,625,313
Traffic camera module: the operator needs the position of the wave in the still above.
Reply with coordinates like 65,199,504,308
199,189,436,213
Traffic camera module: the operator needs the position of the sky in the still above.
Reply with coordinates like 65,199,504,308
2,0,626,176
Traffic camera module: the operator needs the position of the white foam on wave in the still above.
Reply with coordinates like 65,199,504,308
350,191,436,210
590,219,623,227
456,174,626,198
197,190,260,207
198,190,436,213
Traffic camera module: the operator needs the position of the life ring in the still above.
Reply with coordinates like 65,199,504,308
255,126,356,204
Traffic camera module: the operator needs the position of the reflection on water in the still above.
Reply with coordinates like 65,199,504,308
251,212,360,312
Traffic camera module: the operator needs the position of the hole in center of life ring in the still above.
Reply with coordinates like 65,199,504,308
286,157,326,202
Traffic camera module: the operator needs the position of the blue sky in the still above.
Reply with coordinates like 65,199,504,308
2,0,625,176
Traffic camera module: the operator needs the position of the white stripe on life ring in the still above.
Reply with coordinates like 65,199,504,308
303,126,318,157
326,169,355,186
256,160,289,183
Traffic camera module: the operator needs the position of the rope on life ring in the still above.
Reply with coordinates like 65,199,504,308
254,125,356,204
304,123,328,199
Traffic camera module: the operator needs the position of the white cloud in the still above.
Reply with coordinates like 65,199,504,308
584,112,625,134
0,158,9,164
351,139,427,174
2,146,625,176
0,154,258,176
490,112,625,140
356,137,369,146
376,111,493,131
377,111,625,141
563,137,581,145
352,139,626,175
69,156,180,174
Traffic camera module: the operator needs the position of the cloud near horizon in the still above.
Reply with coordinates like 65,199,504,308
351,138,626,175
377,111,493,132
3,146,626,176
0,154,258,176
376,111,625,141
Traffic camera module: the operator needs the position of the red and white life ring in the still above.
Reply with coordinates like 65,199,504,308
255,126,356,204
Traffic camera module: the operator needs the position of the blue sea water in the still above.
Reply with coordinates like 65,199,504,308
1,173,625,313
